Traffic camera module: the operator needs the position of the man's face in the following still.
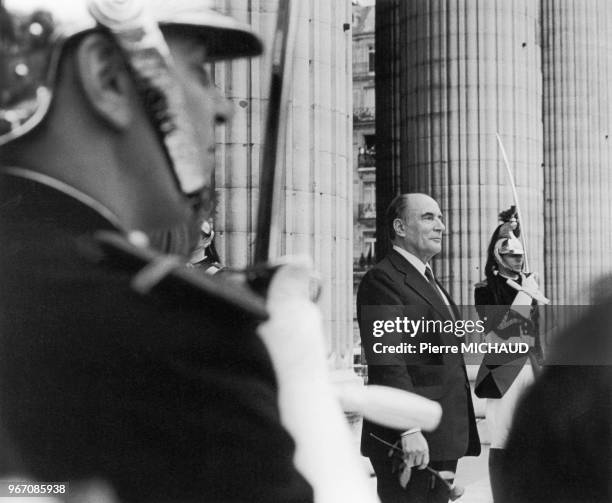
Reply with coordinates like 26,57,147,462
501,253,524,273
164,31,233,219
394,194,445,263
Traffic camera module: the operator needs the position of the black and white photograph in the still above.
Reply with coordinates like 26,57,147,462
0,0,610,502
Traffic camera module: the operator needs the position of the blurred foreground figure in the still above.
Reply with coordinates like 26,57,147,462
0,1,316,501
500,290,612,503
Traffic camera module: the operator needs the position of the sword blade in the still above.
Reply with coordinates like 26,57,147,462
496,132,530,272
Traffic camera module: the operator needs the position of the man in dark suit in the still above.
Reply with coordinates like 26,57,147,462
357,193,480,502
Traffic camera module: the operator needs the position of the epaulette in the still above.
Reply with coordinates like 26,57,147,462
93,230,268,321
474,279,488,289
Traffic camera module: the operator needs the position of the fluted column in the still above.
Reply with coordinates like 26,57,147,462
541,0,612,304
377,0,543,304
213,0,355,370
212,0,273,267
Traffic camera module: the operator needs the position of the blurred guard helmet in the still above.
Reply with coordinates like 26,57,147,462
0,0,262,194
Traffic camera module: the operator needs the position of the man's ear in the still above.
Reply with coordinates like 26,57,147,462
75,33,134,130
393,218,405,237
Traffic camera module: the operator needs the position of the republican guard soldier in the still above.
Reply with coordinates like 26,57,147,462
474,207,547,502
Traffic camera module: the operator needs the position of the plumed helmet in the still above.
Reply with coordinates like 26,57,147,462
484,205,525,278
0,0,263,193
495,221,524,256
492,215,525,275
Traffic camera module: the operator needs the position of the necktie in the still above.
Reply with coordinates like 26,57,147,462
424,267,450,309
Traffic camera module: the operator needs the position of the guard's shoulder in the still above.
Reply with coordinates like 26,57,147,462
93,231,268,321
474,279,488,289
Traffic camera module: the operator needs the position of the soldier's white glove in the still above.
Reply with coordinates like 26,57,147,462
510,287,534,319
508,273,550,307
257,257,378,503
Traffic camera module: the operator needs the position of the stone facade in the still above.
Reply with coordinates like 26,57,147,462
212,0,356,370
352,2,376,373
353,3,376,270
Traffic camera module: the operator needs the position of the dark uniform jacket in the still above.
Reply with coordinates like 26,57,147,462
474,274,540,399
0,170,313,503
357,249,480,461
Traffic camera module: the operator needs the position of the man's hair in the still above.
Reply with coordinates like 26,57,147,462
386,193,437,241
385,194,411,241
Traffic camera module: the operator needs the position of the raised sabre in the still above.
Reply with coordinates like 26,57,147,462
495,133,551,304
495,132,530,272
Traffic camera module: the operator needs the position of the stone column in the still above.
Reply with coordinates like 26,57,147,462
376,0,544,304
213,0,355,370
541,0,612,304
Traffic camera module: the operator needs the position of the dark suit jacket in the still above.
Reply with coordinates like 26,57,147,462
357,249,480,461
0,171,312,503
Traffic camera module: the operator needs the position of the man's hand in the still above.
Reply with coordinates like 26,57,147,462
401,431,430,470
